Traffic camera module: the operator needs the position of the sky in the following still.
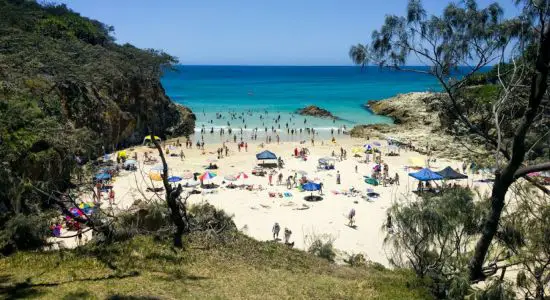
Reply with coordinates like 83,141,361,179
54,0,520,66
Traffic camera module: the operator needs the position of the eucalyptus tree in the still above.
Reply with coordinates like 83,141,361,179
350,0,550,281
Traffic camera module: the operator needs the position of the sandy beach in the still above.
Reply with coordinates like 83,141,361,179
54,133,489,266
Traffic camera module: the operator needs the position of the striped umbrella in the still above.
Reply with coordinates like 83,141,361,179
236,172,249,180
199,171,217,183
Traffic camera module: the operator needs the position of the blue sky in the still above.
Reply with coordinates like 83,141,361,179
54,0,520,65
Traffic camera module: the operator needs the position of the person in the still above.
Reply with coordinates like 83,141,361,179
284,227,292,244
395,173,400,185
319,182,324,195
386,213,393,233
348,208,356,227
245,142,248,152
272,222,280,240
355,165,358,173
278,173,283,185
336,171,341,185
180,150,185,161
268,173,273,186
108,189,115,205
462,161,467,173
77,227,83,246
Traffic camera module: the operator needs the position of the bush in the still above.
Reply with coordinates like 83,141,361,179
0,213,53,254
344,253,367,267
307,234,337,262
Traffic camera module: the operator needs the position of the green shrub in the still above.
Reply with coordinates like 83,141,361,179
307,235,336,262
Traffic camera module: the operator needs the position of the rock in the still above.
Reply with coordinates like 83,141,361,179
297,105,339,119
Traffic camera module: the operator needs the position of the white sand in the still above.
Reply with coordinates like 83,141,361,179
52,136,487,265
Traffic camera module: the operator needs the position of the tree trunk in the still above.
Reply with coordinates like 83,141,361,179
151,133,188,248
469,24,550,281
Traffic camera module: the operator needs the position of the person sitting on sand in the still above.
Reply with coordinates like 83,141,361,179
284,228,292,244
272,222,280,240
348,208,356,227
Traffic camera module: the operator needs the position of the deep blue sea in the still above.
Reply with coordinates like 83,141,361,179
161,65,441,141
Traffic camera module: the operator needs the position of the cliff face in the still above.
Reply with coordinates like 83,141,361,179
0,0,195,153
0,0,195,201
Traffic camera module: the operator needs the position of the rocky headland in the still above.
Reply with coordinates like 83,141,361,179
351,92,484,160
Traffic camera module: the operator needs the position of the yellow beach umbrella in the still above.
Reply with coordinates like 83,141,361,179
149,172,163,181
351,147,364,154
408,157,425,167
118,150,127,158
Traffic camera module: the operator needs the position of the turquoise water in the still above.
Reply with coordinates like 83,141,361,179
162,66,440,142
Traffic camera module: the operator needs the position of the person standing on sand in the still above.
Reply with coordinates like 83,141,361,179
395,173,400,185
268,173,273,186
278,173,283,185
180,150,185,161
245,142,248,152
272,222,280,240
284,228,292,244
336,171,341,185
348,208,356,227
355,165,358,173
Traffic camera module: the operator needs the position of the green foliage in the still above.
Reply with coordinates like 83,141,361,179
307,234,337,262
0,235,431,299
387,187,486,298
0,0,192,253
0,212,53,254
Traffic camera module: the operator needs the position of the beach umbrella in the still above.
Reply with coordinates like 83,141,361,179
373,141,382,147
70,207,83,217
149,172,163,181
151,165,164,171
124,159,137,167
351,147,364,154
363,144,372,151
168,176,182,183
182,172,194,180
199,171,217,183
236,172,249,180
296,170,308,177
224,174,238,181
94,173,111,181
302,182,321,200
408,157,425,168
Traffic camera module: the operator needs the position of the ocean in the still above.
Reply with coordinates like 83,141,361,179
161,65,440,143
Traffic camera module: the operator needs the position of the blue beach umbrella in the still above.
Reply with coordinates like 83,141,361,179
373,141,382,147
302,182,322,200
168,176,182,183
94,173,111,181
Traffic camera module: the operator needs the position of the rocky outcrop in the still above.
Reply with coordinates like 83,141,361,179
352,92,485,160
297,105,339,119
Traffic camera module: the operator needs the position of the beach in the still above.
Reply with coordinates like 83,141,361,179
58,133,486,266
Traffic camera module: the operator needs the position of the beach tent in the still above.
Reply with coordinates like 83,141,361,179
408,168,444,181
256,150,277,160
436,166,468,180
143,135,161,145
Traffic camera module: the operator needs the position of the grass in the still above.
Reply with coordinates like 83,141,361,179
0,232,431,299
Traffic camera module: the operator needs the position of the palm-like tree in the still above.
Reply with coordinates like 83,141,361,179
348,44,369,69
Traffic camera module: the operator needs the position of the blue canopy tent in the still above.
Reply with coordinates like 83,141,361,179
436,166,468,180
408,168,444,181
256,150,277,160
256,150,278,166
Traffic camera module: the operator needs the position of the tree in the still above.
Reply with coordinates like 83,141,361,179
351,0,550,281
151,133,189,248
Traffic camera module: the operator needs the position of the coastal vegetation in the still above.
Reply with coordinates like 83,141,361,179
0,0,195,254
350,0,550,298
